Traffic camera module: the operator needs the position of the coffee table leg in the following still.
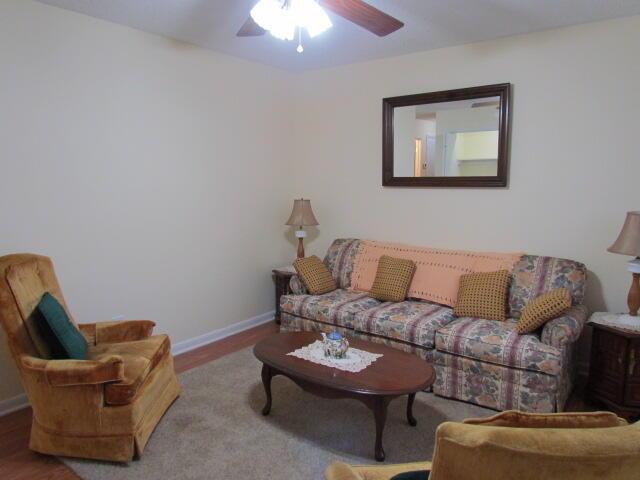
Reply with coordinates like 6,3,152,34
407,393,417,426
373,397,388,462
261,364,273,416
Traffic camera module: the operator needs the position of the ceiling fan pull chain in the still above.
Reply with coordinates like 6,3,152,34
297,27,304,53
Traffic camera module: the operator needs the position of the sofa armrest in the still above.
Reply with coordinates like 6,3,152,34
21,354,124,387
289,274,308,295
540,305,588,349
79,320,156,345
325,461,432,480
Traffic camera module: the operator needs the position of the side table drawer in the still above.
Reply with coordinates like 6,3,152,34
589,329,628,403
625,342,640,407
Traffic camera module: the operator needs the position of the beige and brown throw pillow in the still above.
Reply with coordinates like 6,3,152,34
516,288,571,334
369,255,416,302
454,270,510,321
293,256,336,295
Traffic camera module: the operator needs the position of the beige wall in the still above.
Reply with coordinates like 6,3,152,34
290,16,640,360
0,0,295,403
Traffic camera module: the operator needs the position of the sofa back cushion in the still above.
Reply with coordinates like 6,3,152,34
323,239,361,289
509,255,586,318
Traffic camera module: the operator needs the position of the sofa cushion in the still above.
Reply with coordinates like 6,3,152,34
435,317,563,376
280,289,380,329
516,288,571,334
454,270,510,321
370,255,416,302
354,300,455,349
90,334,170,405
323,239,361,289
509,255,586,318
293,256,336,295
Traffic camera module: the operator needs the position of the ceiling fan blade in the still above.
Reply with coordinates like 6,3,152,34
237,16,266,37
319,0,404,37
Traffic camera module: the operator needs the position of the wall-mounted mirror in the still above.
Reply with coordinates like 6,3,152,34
382,84,511,187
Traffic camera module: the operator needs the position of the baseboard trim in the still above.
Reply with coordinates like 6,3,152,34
171,310,276,356
0,393,29,417
0,310,276,417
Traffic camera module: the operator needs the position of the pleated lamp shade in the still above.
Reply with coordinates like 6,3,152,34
609,211,640,257
285,199,319,227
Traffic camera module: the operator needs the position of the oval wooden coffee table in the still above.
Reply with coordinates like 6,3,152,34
253,331,435,461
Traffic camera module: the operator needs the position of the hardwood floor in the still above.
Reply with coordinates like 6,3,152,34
0,320,596,479
0,320,279,480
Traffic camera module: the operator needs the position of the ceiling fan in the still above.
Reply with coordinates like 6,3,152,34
237,0,404,52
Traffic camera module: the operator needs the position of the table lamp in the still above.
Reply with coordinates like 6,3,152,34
286,199,319,258
608,211,640,316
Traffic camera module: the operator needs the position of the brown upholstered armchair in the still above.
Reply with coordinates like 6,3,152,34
325,411,640,480
0,254,181,462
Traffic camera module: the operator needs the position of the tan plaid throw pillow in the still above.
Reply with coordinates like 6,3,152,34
516,288,571,334
293,256,336,295
454,270,510,321
369,255,416,302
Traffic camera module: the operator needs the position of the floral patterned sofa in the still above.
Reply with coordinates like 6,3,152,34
280,239,588,413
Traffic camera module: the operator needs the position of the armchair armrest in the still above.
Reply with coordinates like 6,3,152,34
540,305,588,349
79,320,156,345
21,354,124,387
325,461,432,480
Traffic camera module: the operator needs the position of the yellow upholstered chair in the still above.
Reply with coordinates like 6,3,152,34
325,411,640,480
0,254,181,462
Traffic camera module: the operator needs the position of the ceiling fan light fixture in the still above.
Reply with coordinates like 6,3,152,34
250,0,332,43
293,0,332,38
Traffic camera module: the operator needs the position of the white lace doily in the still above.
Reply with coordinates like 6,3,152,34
589,312,640,333
287,340,383,373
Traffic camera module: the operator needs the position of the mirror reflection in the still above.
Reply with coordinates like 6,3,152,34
393,97,500,177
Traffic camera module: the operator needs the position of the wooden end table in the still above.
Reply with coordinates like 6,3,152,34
272,266,295,324
587,313,640,421
253,332,435,461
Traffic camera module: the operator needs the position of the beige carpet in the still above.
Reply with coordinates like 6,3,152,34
63,347,493,479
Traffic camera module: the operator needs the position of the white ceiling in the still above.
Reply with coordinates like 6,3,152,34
35,0,640,72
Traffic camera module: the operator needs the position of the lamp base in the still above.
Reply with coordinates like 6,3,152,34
295,229,306,259
627,271,640,316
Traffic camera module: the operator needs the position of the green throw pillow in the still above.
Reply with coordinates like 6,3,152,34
37,293,88,360
33,308,67,359
391,471,429,480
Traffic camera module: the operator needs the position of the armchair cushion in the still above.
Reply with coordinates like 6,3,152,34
21,354,124,387
90,334,171,405
37,293,88,359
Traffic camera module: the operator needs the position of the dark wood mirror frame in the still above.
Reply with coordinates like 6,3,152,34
382,83,511,187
